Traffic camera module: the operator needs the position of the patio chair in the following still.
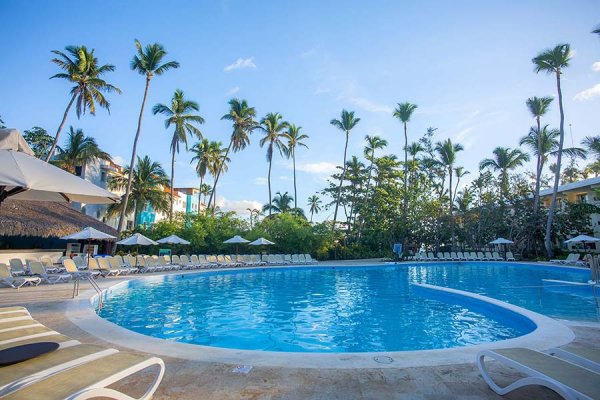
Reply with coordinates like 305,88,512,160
196,255,210,268
144,256,161,272
0,263,41,289
206,255,219,267
477,348,600,400
72,256,88,270
62,259,99,279
27,260,71,284
491,251,503,261
485,251,495,261
547,346,600,374
450,252,459,261
506,251,516,261
455,251,464,261
39,256,61,274
108,256,131,274
304,253,318,263
443,252,451,261
8,259,27,276
95,257,120,277
477,251,487,261
436,252,444,261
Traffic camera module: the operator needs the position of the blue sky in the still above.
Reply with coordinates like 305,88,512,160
1,1,599,221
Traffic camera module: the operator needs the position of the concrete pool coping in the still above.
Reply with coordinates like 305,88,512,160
65,264,576,369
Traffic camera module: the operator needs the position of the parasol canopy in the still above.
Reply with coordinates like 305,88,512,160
249,237,275,246
156,234,191,245
0,129,119,206
223,235,250,244
564,235,600,243
60,226,116,241
489,238,514,245
117,233,158,246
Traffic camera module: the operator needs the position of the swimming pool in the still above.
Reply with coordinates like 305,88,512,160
96,263,598,353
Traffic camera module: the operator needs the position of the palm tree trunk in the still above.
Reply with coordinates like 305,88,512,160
310,210,314,223
332,131,349,231
293,149,298,209
170,151,175,222
449,166,455,250
533,116,542,213
198,175,203,215
133,200,140,229
403,122,408,215
207,140,233,212
46,92,77,162
117,76,151,234
267,143,273,216
544,71,565,258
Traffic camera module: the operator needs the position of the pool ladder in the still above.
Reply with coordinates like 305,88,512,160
71,275,104,310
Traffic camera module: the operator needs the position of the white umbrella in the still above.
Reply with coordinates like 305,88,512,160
249,237,275,246
0,129,119,206
564,235,600,243
60,227,116,240
117,233,158,246
489,238,514,245
223,235,250,244
156,234,190,245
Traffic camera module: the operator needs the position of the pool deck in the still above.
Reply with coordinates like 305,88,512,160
1,259,599,399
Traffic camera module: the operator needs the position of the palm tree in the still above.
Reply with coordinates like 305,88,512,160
258,113,289,216
190,139,216,213
46,45,121,162
453,167,470,204
247,208,260,229
54,127,111,174
152,89,204,221
393,102,418,214
207,142,230,206
307,194,322,223
208,98,258,210
582,136,600,161
435,139,464,249
107,155,170,229
117,39,179,234
330,110,360,231
593,25,600,37
364,135,388,191
479,147,530,199
200,183,212,207
533,43,572,257
525,96,554,213
522,125,586,174
262,191,294,214
282,124,309,209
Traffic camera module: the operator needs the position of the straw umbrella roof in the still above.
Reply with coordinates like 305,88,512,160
0,199,117,238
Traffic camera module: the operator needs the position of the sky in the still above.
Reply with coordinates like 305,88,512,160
1,1,599,222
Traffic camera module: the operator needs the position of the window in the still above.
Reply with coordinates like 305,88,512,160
577,194,587,204
75,166,83,176
101,171,107,182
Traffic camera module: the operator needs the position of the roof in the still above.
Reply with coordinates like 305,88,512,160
0,200,117,238
539,176,600,197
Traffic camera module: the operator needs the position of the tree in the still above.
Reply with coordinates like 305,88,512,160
247,208,260,229
453,166,470,204
200,183,212,207
259,112,289,216
54,127,111,174
282,124,309,209
207,142,230,206
307,194,322,223
582,136,600,161
393,102,418,215
364,135,388,192
263,191,294,214
525,96,554,213
479,147,529,199
23,127,54,158
533,43,572,257
191,139,224,214
108,156,170,229
435,139,464,249
209,98,258,210
117,39,179,234
46,45,121,162
152,89,204,221
0,115,5,128
330,110,360,231
593,25,600,37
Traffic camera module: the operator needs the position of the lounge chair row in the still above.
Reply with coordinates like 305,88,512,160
549,253,589,267
0,306,165,399
407,251,516,262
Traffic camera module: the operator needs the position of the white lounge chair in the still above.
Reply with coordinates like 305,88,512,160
455,251,465,261
62,259,99,279
485,251,495,261
547,346,600,374
304,254,318,263
550,253,576,264
478,347,600,400
506,251,516,261
27,260,71,284
0,263,41,289
8,259,27,276
491,251,503,261
95,257,120,277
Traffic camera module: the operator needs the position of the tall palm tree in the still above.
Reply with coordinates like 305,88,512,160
152,89,204,221
393,102,418,214
479,147,530,199
307,194,322,223
107,155,170,229
582,136,600,161
533,43,572,257
282,124,309,209
364,135,388,191
435,139,464,249
190,139,219,213
259,113,289,216
453,166,470,204
247,208,260,229
206,143,230,206
262,191,294,214
525,96,554,213
200,183,212,207
54,127,111,174
330,110,360,231
46,46,121,162
117,39,179,234
209,98,258,210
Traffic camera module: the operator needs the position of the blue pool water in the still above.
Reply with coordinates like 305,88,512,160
97,263,599,353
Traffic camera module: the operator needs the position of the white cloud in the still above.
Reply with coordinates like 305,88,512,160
253,177,267,185
294,162,337,175
343,95,393,114
224,57,256,72
226,86,240,95
112,155,126,166
279,176,292,181
215,197,262,214
314,87,331,95
574,83,600,101
592,62,600,72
